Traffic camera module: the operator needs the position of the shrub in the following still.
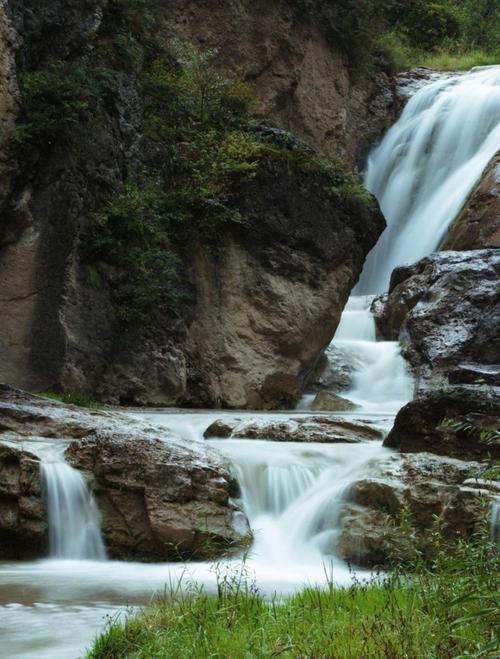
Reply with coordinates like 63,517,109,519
15,61,110,146
85,181,179,327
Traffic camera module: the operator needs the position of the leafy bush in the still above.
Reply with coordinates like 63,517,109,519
15,61,110,146
85,181,179,327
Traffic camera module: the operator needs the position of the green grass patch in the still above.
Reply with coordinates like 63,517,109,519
420,49,500,71
37,391,103,409
88,534,499,658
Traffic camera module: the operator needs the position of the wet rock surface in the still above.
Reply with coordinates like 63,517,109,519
374,249,500,386
66,432,248,562
0,385,249,560
384,385,500,461
338,451,498,568
203,415,383,443
310,391,358,412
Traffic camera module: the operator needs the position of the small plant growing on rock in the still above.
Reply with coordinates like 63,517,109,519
15,61,111,147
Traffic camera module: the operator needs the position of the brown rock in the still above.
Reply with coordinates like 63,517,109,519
0,443,47,558
204,415,383,443
310,391,358,412
66,431,249,561
337,452,495,567
0,385,251,561
442,151,500,250
0,2,388,409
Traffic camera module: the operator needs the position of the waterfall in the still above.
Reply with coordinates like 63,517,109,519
42,460,107,560
320,67,500,412
358,65,500,294
214,439,389,565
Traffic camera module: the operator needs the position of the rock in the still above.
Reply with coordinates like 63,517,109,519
442,151,500,250
0,1,388,409
161,1,396,164
0,443,47,559
374,250,500,386
0,385,250,561
449,363,500,387
203,415,383,443
203,420,234,439
66,431,248,561
384,385,500,461
310,391,358,412
337,451,496,568
307,343,363,393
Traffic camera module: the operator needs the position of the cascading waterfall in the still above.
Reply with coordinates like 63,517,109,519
42,460,107,560
331,296,413,413
359,65,500,294
213,438,390,566
325,66,500,413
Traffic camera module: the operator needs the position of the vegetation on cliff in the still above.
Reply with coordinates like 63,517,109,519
89,529,499,658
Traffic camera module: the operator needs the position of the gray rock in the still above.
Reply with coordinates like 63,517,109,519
384,385,500,460
204,415,383,443
374,250,500,387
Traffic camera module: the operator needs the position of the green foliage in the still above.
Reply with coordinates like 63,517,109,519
15,61,110,146
440,418,500,446
85,181,179,327
97,0,155,71
88,531,499,659
37,391,102,409
381,0,500,72
85,41,372,328
295,0,392,73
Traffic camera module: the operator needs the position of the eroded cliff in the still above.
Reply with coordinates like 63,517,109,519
0,0,388,408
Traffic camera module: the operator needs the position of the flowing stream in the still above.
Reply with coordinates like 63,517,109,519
42,460,107,561
1,66,499,658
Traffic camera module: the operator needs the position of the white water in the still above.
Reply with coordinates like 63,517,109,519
359,65,500,294
329,296,413,414
42,459,107,561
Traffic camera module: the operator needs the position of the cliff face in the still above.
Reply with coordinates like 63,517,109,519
159,0,395,165
0,0,386,408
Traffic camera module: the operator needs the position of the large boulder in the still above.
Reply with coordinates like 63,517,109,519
66,432,248,561
337,451,497,568
0,0,387,410
442,151,500,251
384,385,500,461
0,385,250,561
373,250,500,386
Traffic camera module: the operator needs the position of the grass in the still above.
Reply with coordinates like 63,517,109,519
420,49,500,71
37,391,103,409
88,534,499,659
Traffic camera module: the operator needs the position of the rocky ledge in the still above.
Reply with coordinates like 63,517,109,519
0,385,249,560
203,415,383,443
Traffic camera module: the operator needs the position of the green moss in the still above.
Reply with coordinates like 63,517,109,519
37,391,102,409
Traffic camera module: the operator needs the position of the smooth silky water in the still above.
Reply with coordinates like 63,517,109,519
2,66,499,658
